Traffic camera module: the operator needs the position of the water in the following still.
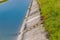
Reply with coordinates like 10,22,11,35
0,0,30,40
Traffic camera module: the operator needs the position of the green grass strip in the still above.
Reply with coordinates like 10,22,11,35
37,0,60,40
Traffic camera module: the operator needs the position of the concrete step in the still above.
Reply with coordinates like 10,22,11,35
26,16,40,27
31,5,39,10
23,26,48,40
32,0,37,6
30,8,39,14
27,12,40,19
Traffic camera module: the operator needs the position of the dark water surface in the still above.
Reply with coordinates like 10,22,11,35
0,0,30,40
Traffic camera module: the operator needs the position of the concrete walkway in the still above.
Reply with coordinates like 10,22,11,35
17,0,49,40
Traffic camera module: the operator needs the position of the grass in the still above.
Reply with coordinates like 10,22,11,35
37,0,60,40
0,0,8,3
